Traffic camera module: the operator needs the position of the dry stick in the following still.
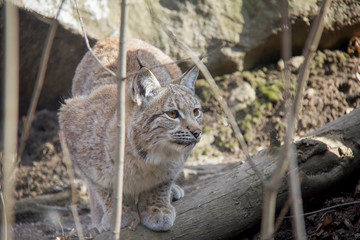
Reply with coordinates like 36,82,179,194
74,0,224,85
280,0,292,109
261,0,291,239
286,1,331,239
286,200,360,219
72,0,117,77
262,0,332,238
168,34,264,180
145,0,264,183
273,197,293,237
17,0,65,163
263,0,332,238
0,189,7,239
59,131,85,240
1,2,19,240
73,0,167,79
123,44,224,82
112,0,128,239
262,1,332,239
261,0,293,238
125,43,224,80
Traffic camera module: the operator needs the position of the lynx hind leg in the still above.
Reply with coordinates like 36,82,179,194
87,186,113,233
138,183,176,231
98,195,140,232
88,186,140,232
122,195,141,230
171,183,184,201
87,188,104,231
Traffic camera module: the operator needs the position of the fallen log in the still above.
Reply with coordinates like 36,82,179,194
95,108,360,240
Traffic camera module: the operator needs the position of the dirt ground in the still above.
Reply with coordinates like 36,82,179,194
5,48,360,239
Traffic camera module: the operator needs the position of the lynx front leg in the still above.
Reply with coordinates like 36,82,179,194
138,182,176,231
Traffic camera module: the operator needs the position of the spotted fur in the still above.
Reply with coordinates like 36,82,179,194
59,38,202,232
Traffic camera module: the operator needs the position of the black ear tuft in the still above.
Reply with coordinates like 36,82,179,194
180,65,199,94
136,56,145,69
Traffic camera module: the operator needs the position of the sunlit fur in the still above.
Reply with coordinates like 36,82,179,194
59,38,202,232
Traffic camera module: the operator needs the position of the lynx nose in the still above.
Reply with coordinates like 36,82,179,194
191,129,202,139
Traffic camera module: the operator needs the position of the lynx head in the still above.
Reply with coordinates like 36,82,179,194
129,65,203,164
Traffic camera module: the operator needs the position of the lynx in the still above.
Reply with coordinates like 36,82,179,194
59,38,202,232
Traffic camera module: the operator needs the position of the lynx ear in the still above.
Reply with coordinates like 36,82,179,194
132,67,161,106
180,65,199,94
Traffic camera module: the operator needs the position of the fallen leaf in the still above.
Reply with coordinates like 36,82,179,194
356,72,360,82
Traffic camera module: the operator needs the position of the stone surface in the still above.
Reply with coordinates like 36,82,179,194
0,5,95,116
1,0,360,116
17,0,360,71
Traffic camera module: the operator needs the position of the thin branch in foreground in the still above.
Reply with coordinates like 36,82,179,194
1,2,19,240
144,0,264,183
285,1,332,239
262,1,332,239
17,0,65,164
289,200,360,218
0,188,7,239
59,131,85,240
74,0,225,87
112,0,128,239
273,196,293,237
73,0,224,85
260,1,293,237
280,0,292,109
72,0,117,77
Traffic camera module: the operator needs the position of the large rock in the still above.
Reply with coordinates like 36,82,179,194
1,0,360,116
16,0,360,71
0,5,95,116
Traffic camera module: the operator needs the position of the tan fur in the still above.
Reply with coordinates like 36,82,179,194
59,38,202,232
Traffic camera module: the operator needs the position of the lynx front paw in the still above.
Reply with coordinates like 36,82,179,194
140,204,176,231
171,183,184,201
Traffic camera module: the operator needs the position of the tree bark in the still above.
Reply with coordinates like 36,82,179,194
95,108,360,240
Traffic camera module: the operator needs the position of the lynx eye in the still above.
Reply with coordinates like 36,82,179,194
166,110,179,119
193,108,200,117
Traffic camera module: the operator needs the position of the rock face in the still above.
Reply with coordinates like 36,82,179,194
0,6,95,116
1,0,360,116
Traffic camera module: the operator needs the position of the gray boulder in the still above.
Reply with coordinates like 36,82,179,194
1,0,359,115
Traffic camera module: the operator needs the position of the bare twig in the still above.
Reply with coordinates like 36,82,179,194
145,0,264,183
72,0,117,77
59,131,85,240
1,2,19,240
261,1,293,237
112,0,128,239
262,1,332,239
73,0,223,84
17,0,65,164
273,196,293,236
121,44,224,83
0,189,7,239
285,200,360,219
285,1,332,239
280,0,292,109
